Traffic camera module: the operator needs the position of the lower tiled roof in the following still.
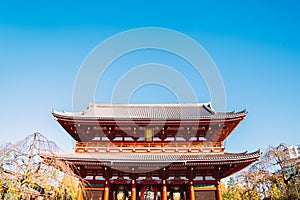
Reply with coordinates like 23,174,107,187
44,151,260,165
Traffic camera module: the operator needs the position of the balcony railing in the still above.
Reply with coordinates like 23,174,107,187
74,141,224,153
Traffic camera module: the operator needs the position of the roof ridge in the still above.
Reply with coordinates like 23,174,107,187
88,102,211,108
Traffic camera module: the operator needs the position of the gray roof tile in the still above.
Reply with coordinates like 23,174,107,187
53,103,246,120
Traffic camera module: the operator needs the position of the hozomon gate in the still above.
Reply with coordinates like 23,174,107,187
51,103,260,200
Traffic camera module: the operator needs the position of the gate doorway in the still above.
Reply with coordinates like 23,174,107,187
168,185,189,200
110,184,131,200
138,184,160,200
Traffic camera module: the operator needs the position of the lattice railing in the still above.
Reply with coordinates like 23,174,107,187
74,141,224,153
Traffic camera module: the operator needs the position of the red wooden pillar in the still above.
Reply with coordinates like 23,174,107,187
162,180,167,200
189,181,195,200
76,187,84,200
103,180,110,200
216,181,222,200
188,167,195,200
131,179,137,200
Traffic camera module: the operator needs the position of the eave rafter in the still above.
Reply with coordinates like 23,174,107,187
45,150,260,180
55,114,245,143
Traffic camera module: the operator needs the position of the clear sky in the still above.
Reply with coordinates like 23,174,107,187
0,1,299,153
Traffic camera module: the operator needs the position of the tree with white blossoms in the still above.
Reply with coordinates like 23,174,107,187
0,132,85,199
222,144,300,200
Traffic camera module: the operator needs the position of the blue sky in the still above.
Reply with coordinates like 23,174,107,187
0,1,299,153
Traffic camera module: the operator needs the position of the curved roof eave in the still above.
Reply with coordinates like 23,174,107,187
52,103,247,121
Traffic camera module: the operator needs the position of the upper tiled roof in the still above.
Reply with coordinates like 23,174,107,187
52,103,247,120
